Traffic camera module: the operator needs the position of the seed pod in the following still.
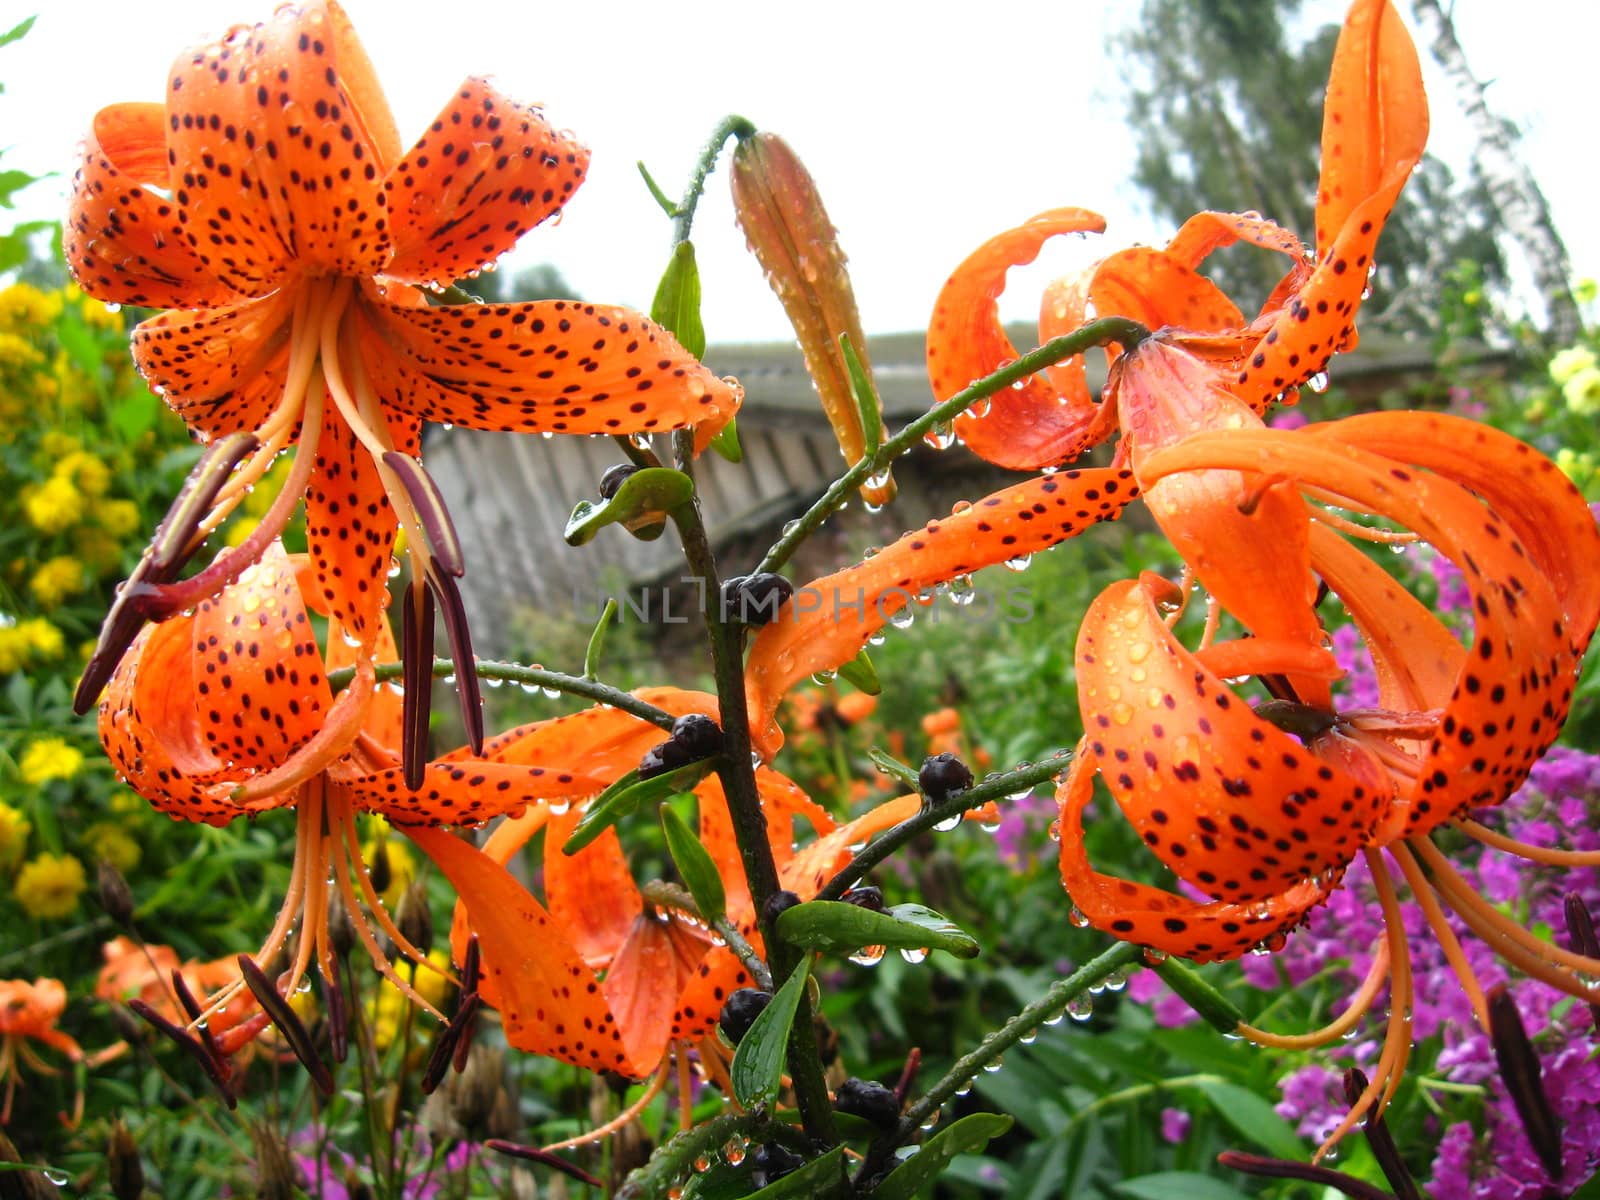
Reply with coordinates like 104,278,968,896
107,1121,145,1200
598,463,642,499
670,713,724,760
842,886,885,912
395,881,434,959
718,988,773,1046
731,131,893,508
749,1143,805,1187
722,573,795,626
833,1077,900,1130
761,889,802,926
919,753,974,801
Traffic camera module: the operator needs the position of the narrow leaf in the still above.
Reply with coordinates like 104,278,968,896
777,901,979,961
839,332,883,454
0,16,36,48
730,958,811,1109
660,803,727,922
836,648,881,696
870,1113,1013,1200
867,747,921,791
637,161,679,217
1114,1172,1254,1200
583,599,618,680
650,240,706,359
562,760,714,855
1186,1079,1304,1160
709,416,743,463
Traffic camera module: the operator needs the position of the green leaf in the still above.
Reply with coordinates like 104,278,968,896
867,747,921,791
1185,1079,1304,1160
637,160,679,218
836,648,881,696
660,803,726,922
1153,958,1245,1034
562,760,714,855
709,416,743,463
740,1147,846,1199
0,16,36,49
776,901,979,961
583,598,617,680
839,332,883,454
650,240,706,359
564,467,694,546
869,1113,1013,1200
110,389,162,442
1113,1172,1253,1200
730,958,811,1109
0,168,37,208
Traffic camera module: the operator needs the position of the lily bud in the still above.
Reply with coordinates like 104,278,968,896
248,1123,303,1200
96,859,135,931
107,1121,145,1200
731,131,893,507
395,881,434,959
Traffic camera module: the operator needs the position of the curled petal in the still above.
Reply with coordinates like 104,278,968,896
604,909,716,1072
1090,247,1243,337
383,77,588,285
927,207,1110,469
1165,210,1309,277
66,103,234,309
1057,749,1339,962
164,1,397,294
364,298,740,441
406,825,646,1076
745,470,1138,757
1076,576,1389,900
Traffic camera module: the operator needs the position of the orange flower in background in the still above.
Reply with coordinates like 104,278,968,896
1057,412,1600,1151
746,0,1425,756
0,978,81,1124
925,0,1427,470
94,938,263,1054
99,542,615,1034
67,0,742,780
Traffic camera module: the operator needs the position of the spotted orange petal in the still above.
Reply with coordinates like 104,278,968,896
382,77,589,285
1233,0,1428,407
927,208,1110,469
363,298,740,440
66,103,235,310
1090,247,1243,337
130,291,295,439
408,824,644,1076
192,545,331,772
745,470,1139,757
336,757,596,825
695,767,836,919
605,911,716,1071
1056,748,1340,963
164,0,399,295
544,808,643,967
1164,210,1308,278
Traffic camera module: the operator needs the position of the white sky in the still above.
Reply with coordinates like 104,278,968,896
3,1,1595,343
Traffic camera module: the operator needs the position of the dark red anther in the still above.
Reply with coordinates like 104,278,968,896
429,567,483,755
1488,983,1564,1181
1562,892,1600,1033
1218,1150,1393,1199
237,955,334,1096
1343,1068,1419,1200
894,1046,922,1105
126,999,236,1108
401,581,436,791
322,954,349,1065
382,451,466,577
485,1140,602,1188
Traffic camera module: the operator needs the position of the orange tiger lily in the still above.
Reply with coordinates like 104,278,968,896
98,541,613,1033
925,0,1426,471
68,0,742,780
0,979,82,1124
745,0,1424,754
1057,410,1600,1154
414,699,946,1142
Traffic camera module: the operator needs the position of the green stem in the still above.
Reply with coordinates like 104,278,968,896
672,115,757,247
755,317,1150,576
668,497,837,1145
327,659,676,732
815,750,1074,901
858,942,1144,1183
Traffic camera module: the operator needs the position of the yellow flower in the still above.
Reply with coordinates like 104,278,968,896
55,453,112,498
109,790,145,815
0,628,28,674
20,620,64,660
72,527,123,575
1562,365,1600,416
0,283,62,330
362,823,417,910
0,332,41,370
0,802,31,868
18,738,85,786
223,515,260,549
22,477,84,535
13,853,86,919
81,822,140,874
1575,278,1598,306
28,556,86,610
368,950,452,1051
37,433,81,460
97,499,141,538
1549,345,1598,386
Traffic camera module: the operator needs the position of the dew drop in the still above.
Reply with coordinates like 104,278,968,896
899,947,929,965
1065,993,1094,1022
848,945,885,967
932,811,963,833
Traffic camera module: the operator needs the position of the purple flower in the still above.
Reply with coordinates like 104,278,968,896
1270,408,1310,430
1160,1106,1191,1143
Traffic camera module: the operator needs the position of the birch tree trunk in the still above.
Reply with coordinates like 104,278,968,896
1408,0,1580,342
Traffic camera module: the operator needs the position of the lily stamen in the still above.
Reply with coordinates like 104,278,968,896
1236,940,1391,1050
